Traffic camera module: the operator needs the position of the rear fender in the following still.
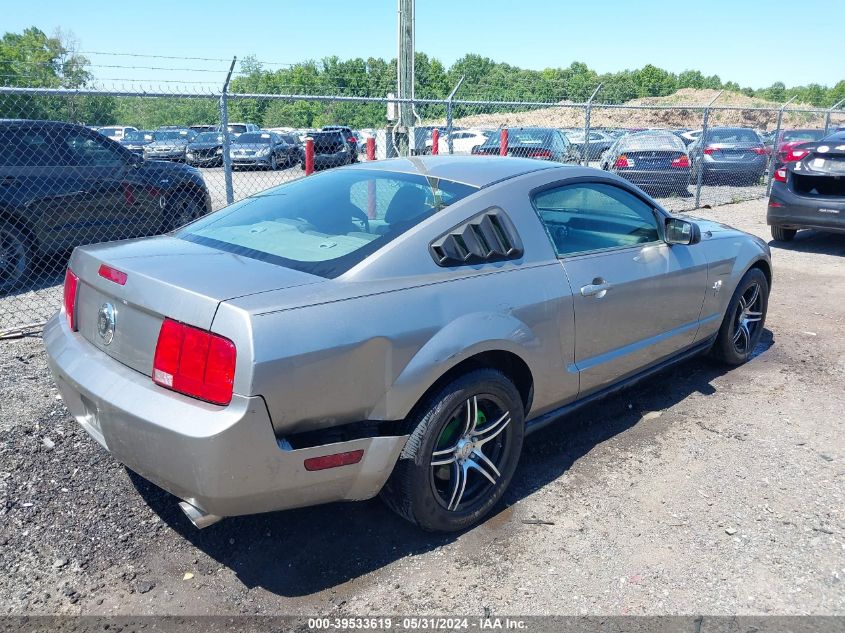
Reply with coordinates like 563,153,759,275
370,311,538,421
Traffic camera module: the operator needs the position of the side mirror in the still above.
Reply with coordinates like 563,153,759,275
665,217,701,245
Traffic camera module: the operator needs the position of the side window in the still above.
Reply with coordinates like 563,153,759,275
532,182,660,257
63,131,125,167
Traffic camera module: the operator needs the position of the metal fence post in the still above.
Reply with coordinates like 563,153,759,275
765,95,797,196
582,83,603,166
219,57,237,206
445,75,464,155
694,91,723,208
824,99,845,134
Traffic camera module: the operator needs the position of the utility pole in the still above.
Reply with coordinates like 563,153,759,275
396,0,414,154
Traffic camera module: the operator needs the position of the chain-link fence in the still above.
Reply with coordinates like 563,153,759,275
1,84,843,334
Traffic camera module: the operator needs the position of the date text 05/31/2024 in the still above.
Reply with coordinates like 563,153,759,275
307,617,528,630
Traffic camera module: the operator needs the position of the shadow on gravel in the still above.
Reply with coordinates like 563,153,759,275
768,231,845,256
130,330,774,598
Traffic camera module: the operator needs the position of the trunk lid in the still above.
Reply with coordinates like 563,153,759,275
71,235,323,376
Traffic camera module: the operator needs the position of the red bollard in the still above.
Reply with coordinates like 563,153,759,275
304,137,314,175
431,129,439,155
366,136,375,161
499,128,508,156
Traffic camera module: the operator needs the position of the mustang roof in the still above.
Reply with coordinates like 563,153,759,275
345,155,584,188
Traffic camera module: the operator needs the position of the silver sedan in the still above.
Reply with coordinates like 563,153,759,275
45,156,772,532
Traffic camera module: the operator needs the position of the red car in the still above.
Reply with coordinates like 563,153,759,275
770,129,827,168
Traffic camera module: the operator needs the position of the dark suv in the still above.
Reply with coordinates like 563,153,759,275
321,126,358,162
0,120,212,292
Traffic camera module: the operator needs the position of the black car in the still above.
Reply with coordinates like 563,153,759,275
600,131,692,195
321,126,358,161
119,129,155,155
302,131,352,170
228,131,299,170
186,132,224,167
472,127,579,163
0,120,212,292
767,130,845,242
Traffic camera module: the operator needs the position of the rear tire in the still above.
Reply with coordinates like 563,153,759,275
0,224,32,294
771,226,796,242
381,368,524,532
166,191,206,232
711,268,769,366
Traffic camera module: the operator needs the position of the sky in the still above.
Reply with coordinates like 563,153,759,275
5,0,843,91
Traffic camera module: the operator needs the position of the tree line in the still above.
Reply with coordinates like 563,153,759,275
2,27,844,130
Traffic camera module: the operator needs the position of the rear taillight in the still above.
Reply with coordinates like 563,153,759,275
152,318,236,406
703,147,717,155
750,147,767,155
347,136,356,144
671,155,690,168
774,168,788,183
527,149,552,160
63,268,79,331
785,148,810,162
614,155,630,168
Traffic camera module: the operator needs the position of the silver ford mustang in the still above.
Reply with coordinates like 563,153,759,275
45,156,772,532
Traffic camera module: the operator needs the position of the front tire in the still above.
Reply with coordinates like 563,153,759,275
381,368,524,532
711,268,769,365
771,225,796,242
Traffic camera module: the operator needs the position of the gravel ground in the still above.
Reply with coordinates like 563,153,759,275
1,198,843,617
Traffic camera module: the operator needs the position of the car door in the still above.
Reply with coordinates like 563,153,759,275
532,180,708,396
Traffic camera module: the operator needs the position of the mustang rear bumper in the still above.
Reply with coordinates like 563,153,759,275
44,314,407,521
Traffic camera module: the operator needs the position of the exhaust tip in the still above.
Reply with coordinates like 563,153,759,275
178,501,223,529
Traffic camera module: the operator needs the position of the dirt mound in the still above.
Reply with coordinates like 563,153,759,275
451,89,825,131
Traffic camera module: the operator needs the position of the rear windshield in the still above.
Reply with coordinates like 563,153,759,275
707,129,760,143
178,169,479,278
226,124,248,133
618,132,685,151
782,129,825,142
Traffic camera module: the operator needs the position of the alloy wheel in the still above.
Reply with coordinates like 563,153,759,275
732,281,763,354
429,395,512,512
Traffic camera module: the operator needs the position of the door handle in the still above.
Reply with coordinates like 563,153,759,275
580,280,612,298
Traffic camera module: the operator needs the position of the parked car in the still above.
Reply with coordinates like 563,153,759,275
45,156,771,532
119,129,155,155
217,122,259,136
301,130,352,170
564,130,615,161
436,129,492,155
769,129,827,169
97,126,138,142
229,131,298,170
143,129,197,162
0,120,211,292
322,126,359,162
600,131,691,195
189,125,217,134
472,127,579,163
186,132,224,167
679,129,702,146
767,130,845,241
688,127,768,185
